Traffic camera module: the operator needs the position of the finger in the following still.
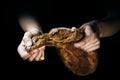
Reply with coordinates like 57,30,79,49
22,32,33,51
34,48,44,61
23,32,32,44
82,39,99,49
17,43,30,60
26,40,32,47
86,45,100,52
84,41,100,52
41,51,45,60
71,27,76,32
30,49,39,55
22,54,31,60
23,32,32,38
40,46,45,60
25,40,33,50
35,51,42,61
74,39,98,50
74,40,86,48
51,28,58,33
28,49,39,61
28,52,38,62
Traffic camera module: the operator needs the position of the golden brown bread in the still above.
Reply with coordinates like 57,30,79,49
29,27,98,76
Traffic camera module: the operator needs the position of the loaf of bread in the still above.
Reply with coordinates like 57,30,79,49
29,27,98,76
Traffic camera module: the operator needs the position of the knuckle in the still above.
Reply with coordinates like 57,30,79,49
28,58,33,62
96,45,100,49
41,57,45,60
35,58,39,61
98,45,100,48
97,40,100,44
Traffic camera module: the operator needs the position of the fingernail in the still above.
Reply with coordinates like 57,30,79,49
36,58,39,61
41,57,45,60
71,27,76,32
26,41,32,47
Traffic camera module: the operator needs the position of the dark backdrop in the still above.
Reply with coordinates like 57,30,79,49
3,0,120,79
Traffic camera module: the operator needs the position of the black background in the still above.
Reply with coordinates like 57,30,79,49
3,0,120,79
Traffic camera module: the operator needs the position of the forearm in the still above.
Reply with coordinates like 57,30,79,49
97,10,120,38
19,15,42,35
98,19,120,38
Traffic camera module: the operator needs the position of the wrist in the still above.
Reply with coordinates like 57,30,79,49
89,20,100,37
27,28,42,35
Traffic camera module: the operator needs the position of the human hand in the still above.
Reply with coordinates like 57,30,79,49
74,21,100,52
17,32,45,61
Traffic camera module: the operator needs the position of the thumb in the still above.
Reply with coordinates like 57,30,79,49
23,32,32,43
26,40,32,47
23,32,33,50
25,40,33,50
85,26,94,36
